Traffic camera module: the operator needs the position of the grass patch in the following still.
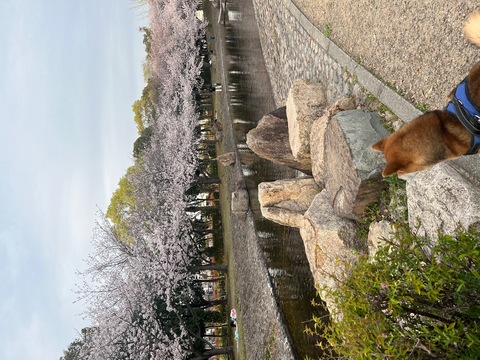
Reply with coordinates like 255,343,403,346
322,24,332,37
380,175,408,223
362,91,399,133
264,327,276,360
386,81,407,98
416,102,429,112
342,67,358,85
356,175,408,250
379,117,396,134
357,202,380,242
308,226,480,359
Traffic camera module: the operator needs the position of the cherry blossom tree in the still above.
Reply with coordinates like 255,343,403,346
71,1,233,358
77,213,201,359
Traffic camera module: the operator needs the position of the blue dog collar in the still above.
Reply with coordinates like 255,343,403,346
446,79,480,155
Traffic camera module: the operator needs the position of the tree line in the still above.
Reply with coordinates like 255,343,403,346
61,0,230,358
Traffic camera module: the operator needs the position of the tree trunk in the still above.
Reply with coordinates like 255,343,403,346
205,323,228,329
191,298,228,309
193,277,225,283
204,333,229,338
188,263,228,272
193,228,222,235
190,346,233,360
186,205,219,213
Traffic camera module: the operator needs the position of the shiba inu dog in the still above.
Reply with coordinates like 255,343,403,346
372,10,480,178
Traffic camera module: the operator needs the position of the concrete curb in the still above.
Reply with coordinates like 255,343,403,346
285,0,423,123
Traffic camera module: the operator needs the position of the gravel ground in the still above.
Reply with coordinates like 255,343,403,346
292,0,480,110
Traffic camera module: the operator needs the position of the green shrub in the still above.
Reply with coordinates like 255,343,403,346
308,226,480,359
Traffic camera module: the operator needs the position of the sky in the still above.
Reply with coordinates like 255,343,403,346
0,1,146,359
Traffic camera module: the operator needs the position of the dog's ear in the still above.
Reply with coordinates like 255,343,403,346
382,161,404,177
371,138,386,152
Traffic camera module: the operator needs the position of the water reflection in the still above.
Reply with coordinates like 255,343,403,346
221,0,327,358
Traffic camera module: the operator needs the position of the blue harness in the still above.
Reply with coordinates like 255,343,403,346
445,79,480,155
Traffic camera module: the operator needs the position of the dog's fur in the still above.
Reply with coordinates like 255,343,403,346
372,10,480,178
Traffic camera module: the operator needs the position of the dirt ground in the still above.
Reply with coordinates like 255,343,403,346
293,0,480,110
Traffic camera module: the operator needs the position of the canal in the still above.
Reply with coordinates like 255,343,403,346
204,0,326,358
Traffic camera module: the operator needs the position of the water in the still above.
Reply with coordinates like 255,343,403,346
211,0,328,358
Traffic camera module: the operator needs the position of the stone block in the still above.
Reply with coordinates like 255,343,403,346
258,178,320,228
216,152,236,166
324,110,389,220
260,207,305,228
286,79,327,164
407,162,480,239
299,191,358,314
310,98,356,185
246,106,312,174
231,188,249,216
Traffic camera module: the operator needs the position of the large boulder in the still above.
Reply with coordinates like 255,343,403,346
246,107,312,174
310,98,356,186
324,110,389,220
286,79,327,165
407,162,480,239
258,177,320,228
299,191,359,314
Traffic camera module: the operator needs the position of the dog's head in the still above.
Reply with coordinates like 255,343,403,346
371,134,432,178
372,112,456,178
